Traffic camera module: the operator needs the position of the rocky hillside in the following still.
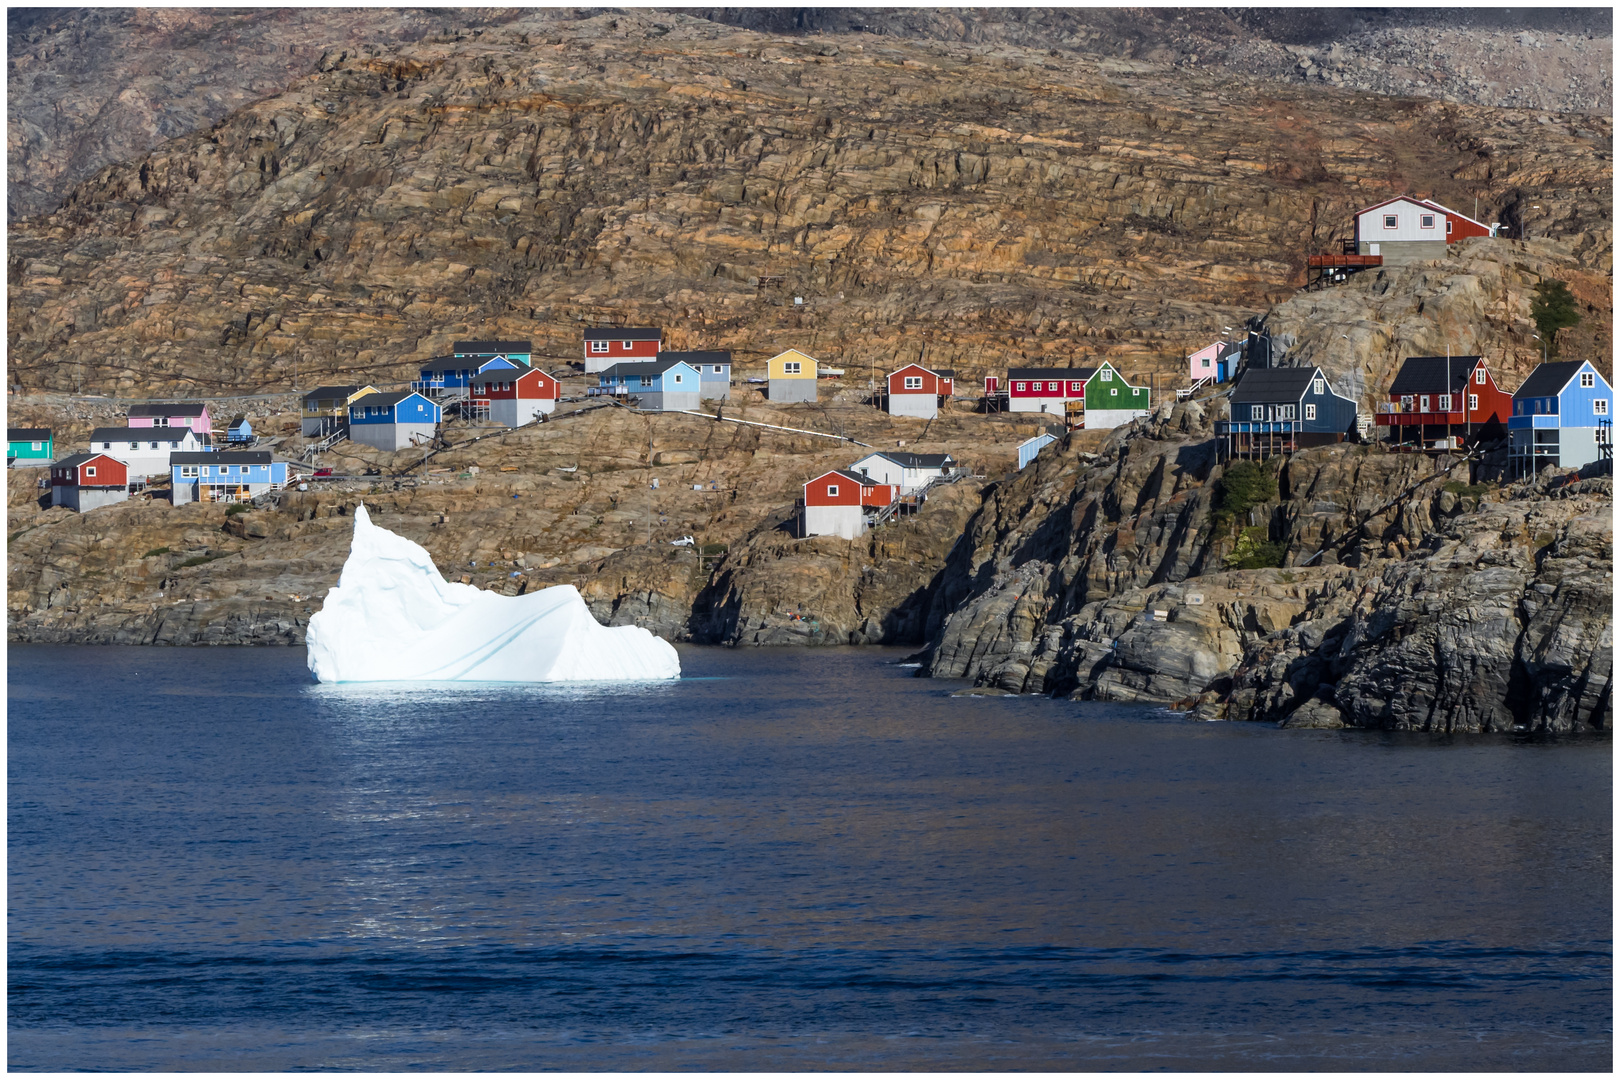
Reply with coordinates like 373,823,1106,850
921,404,1611,734
8,10,1611,403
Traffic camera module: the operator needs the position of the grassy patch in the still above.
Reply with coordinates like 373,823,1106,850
224,503,252,516
1441,480,1491,499
177,553,226,568
143,546,171,558
700,542,729,556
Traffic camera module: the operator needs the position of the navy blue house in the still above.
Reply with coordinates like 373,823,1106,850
1217,367,1359,460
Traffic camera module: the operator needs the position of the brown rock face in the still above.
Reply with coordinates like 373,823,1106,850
7,12,1610,402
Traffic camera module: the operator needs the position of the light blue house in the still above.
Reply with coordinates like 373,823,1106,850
171,451,288,505
657,350,732,401
414,354,525,397
1017,428,1064,470
226,415,254,443
348,390,441,451
1508,360,1613,475
597,359,703,411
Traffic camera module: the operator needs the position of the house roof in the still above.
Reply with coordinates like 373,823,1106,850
91,426,199,443
228,414,249,426
8,427,51,441
419,355,517,373
860,451,956,469
352,390,427,409
1229,368,1320,404
657,350,732,365
598,358,697,378
302,384,366,402
1388,356,1484,397
1008,367,1096,382
584,327,661,340
126,401,208,418
1513,361,1590,400
892,362,954,378
171,451,274,465
54,452,111,470
1357,195,1491,231
808,468,872,487
454,340,531,353
1018,432,1059,449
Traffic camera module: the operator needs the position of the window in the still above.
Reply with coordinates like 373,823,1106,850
826,484,839,497
149,442,160,450
1469,395,1478,411
181,466,198,478
1110,388,1118,396
1100,369,1112,382
84,466,96,477
1420,214,1435,229
590,340,608,353
102,442,111,450
1446,220,1453,234
1438,395,1451,411
712,365,723,374
1476,369,1486,384
621,340,632,349
1201,357,1211,369
1312,378,1324,395
154,417,169,427
1251,405,1264,420
1383,214,1398,229
784,361,801,375
1596,399,1610,416
1278,404,1295,420
904,376,923,390
1069,381,1082,392
1419,395,1430,411
1304,403,1317,420
1013,382,1026,392
1580,372,1595,388
673,373,683,384
30,441,41,451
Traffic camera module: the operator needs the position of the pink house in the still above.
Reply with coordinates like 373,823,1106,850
1187,341,1241,386
126,401,212,437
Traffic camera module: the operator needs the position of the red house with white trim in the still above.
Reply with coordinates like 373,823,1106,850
470,367,562,426
1354,197,1496,265
1007,367,1094,415
801,468,895,539
886,363,955,419
50,452,129,512
584,327,662,373
1375,355,1514,448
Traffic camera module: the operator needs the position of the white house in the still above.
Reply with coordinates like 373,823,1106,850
1354,196,1495,265
88,426,205,477
848,451,956,494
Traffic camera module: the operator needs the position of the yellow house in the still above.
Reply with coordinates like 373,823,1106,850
766,349,818,403
301,384,378,436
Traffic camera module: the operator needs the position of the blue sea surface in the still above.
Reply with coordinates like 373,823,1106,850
8,644,1611,1070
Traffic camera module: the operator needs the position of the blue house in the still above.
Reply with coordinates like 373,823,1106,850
348,390,441,451
597,359,703,411
171,451,289,506
1508,360,1613,475
414,354,524,397
1017,427,1065,470
656,350,732,401
226,415,254,443
1217,366,1359,461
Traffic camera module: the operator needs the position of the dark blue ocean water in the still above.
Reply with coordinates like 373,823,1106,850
8,644,1611,1071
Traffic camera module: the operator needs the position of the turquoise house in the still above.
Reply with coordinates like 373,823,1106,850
8,427,52,466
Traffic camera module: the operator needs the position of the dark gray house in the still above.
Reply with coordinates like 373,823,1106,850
1217,367,1359,460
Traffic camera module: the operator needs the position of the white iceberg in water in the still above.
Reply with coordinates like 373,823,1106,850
306,505,681,683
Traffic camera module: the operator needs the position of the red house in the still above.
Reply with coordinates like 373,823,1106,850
584,327,661,373
801,468,895,539
886,363,955,419
50,452,129,512
1007,367,1094,416
470,367,561,426
1375,355,1514,449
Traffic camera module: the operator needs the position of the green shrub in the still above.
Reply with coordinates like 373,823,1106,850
1530,279,1581,357
700,543,729,556
1212,461,1278,532
1226,525,1286,570
143,546,170,558
1441,480,1490,499
224,503,252,516
178,553,225,568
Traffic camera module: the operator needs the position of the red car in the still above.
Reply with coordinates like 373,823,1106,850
313,467,334,478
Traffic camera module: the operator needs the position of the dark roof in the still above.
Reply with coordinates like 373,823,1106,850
303,384,365,402
53,452,103,469
453,340,532,353
867,451,956,469
91,426,199,442
1045,424,1068,439
657,350,732,365
228,414,249,426
1388,356,1483,397
352,390,426,408
599,358,698,378
126,401,208,418
1008,367,1096,382
170,451,273,465
584,327,662,340
8,428,51,441
419,355,519,373
818,469,872,485
1229,367,1319,404
1514,361,1587,399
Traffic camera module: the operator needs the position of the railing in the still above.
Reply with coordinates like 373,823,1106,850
1177,376,1213,401
1306,252,1383,268
302,427,348,461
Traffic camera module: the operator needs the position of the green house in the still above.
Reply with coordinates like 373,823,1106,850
1083,362,1150,429
7,427,53,466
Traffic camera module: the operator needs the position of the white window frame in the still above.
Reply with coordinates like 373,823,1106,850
102,443,112,450
1468,394,1478,411
1438,395,1451,411
1476,369,1487,384
590,340,609,353
1013,382,1025,392
84,466,96,478
1110,387,1118,396
154,417,169,427
1069,381,1083,392
1420,214,1435,229
621,340,632,349
903,376,923,390
1420,395,1430,411
30,441,41,451
712,365,724,374
1312,378,1324,395
826,484,839,497
1100,369,1112,382
1446,220,1453,235
1200,358,1211,369
783,362,801,375
673,373,683,384
1580,372,1595,388
1595,399,1610,416
149,442,160,450
1304,403,1317,420
1251,405,1264,421
1383,214,1398,229
1277,404,1296,420
181,466,199,478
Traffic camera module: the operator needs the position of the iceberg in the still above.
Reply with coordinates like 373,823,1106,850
306,505,681,683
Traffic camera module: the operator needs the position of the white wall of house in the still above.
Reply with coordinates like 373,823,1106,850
1009,396,1068,414
803,504,864,539
490,398,554,427
54,486,127,512
887,392,938,419
1085,407,1151,429
350,422,436,451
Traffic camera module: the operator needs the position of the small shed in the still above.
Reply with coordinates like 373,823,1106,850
226,415,254,443
1017,427,1065,470
8,427,52,466
50,452,129,512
